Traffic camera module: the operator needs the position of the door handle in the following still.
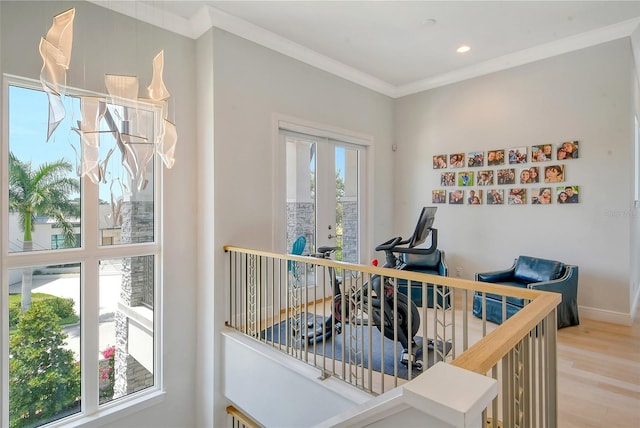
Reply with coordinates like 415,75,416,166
328,234,336,239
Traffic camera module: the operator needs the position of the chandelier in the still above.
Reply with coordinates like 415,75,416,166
38,8,178,193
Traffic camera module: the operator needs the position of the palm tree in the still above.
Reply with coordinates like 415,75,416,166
8,152,80,311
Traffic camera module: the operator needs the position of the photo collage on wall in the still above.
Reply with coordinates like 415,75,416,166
431,141,580,205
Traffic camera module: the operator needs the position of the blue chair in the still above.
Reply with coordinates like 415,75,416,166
473,255,579,328
397,249,450,309
288,235,306,280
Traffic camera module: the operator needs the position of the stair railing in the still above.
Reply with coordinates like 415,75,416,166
224,246,560,427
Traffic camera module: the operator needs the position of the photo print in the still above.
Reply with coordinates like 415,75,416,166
467,189,483,205
557,141,579,160
544,164,565,183
467,151,484,167
449,153,465,168
487,149,505,166
508,188,527,205
519,168,535,184
497,168,516,185
556,185,579,203
531,187,552,205
508,147,527,164
440,172,456,186
449,189,464,204
432,189,447,204
527,166,540,183
477,170,494,186
457,171,474,186
433,154,447,169
487,189,504,205
531,144,553,162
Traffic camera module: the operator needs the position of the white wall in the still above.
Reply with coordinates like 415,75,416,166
195,27,216,428
630,27,640,320
211,29,396,252
632,25,640,90
222,329,371,427
209,28,395,427
395,39,635,321
1,1,198,426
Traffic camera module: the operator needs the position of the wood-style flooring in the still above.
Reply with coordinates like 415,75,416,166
557,317,640,428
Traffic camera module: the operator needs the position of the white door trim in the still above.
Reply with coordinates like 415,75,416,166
272,113,372,262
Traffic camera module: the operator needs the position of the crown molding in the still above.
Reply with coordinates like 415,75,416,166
395,16,640,97
88,1,197,38
89,2,640,99
199,5,397,97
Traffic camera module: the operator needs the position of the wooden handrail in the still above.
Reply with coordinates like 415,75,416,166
224,245,546,300
226,405,260,428
451,292,560,374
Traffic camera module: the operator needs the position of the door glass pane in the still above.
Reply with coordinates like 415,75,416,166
98,102,155,246
99,255,154,404
285,137,315,255
7,86,81,253
8,263,81,426
335,146,359,263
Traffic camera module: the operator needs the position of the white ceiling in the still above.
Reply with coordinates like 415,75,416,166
92,1,640,97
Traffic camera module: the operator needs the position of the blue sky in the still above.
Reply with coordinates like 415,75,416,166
8,85,77,168
336,147,345,179
9,85,118,201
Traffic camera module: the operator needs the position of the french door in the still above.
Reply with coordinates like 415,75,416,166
283,130,363,265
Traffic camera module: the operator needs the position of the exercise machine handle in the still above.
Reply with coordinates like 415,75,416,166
390,229,438,255
375,236,403,251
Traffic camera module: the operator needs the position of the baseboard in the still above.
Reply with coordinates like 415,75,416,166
631,283,640,320
578,305,634,326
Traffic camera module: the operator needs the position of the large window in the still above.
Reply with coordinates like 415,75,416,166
2,78,162,427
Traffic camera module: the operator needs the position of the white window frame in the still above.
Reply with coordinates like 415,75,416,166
1,74,165,427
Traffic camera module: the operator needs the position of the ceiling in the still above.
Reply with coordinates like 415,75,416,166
92,1,640,97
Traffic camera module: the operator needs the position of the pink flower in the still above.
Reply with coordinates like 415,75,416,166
101,345,116,359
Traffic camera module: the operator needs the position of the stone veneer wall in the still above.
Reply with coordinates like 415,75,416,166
286,202,314,254
341,200,358,263
114,201,154,398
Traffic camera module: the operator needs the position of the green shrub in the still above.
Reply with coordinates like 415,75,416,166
9,303,20,328
9,295,77,328
9,302,80,427
46,297,76,320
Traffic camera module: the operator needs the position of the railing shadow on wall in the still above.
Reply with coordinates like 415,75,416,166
224,246,561,428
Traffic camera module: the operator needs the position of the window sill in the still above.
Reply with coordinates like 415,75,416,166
51,389,166,428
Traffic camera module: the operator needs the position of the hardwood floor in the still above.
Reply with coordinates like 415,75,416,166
557,317,640,428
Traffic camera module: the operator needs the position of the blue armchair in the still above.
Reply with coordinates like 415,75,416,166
397,249,450,309
473,255,579,328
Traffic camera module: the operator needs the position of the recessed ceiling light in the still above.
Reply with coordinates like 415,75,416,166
456,45,471,54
